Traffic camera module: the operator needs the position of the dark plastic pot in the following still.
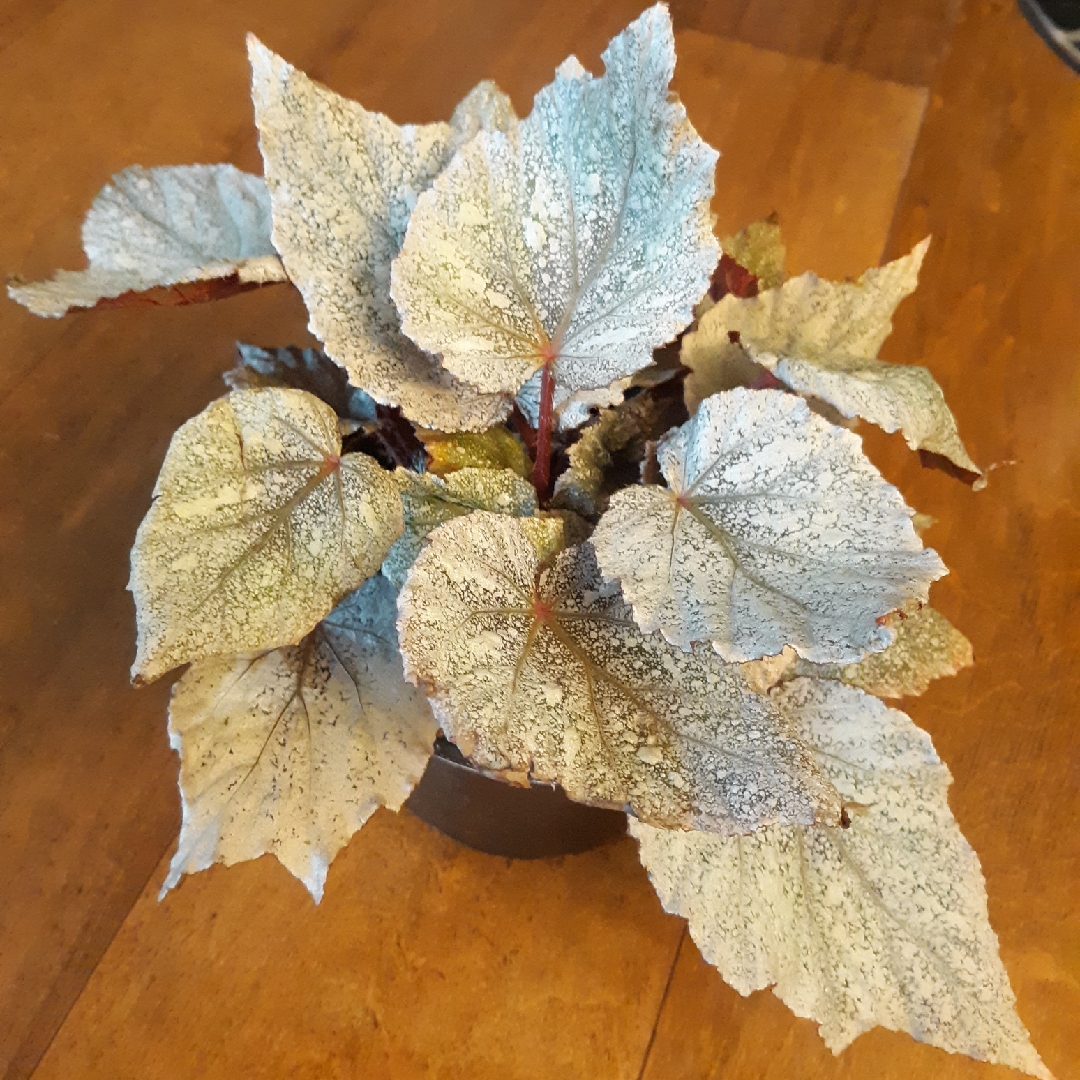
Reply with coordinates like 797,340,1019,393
404,739,628,859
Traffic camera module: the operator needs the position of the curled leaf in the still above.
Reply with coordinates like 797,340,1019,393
397,513,840,833
249,37,515,431
9,164,287,317
682,238,981,477
130,388,403,683
390,5,719,408
591,389,947,663
164,574,436,902
417,425,531,479
550,389,681,519
797,605,974,698
381,467,537,587
631,679,1051,1079
225,343,377,422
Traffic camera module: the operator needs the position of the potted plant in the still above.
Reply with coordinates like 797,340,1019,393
8,6,1053,1076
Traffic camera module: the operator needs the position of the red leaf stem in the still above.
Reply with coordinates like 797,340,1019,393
531,360,556,501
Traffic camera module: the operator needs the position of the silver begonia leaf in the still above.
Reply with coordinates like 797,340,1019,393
9,164,287,317
682,239,981,476
591,389,947,663
390,5,719,412
631,678,1052,1079
381,466,537,587
164,574,436,903
397,512,841,833
130,388,403,683
249,37,515,431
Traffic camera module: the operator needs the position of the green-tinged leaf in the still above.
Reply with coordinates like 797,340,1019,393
9,164,287,317
417,425,531,478
721,217,785,291
226,343,377,422
591,389,946,663
397,513,840,832
683,238,981,477
249,37,516,431
390,5,718,414
550,390,679,519
163,574,436,903
797,605,974,698
381,467,537,587
130,388,402,683
631,678,1051,1079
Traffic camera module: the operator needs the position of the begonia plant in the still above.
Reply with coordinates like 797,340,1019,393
9,7,1052,1076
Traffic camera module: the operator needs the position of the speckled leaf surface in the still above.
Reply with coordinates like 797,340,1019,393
798,605,974,698
390,5,718,406
683,239,980,475
249,37,515,431
631,678,1051,1079
8,164,286,317
591,389,946,663
397,513,840,832
381,467,537,587
130,388,403,683
164,574,436,902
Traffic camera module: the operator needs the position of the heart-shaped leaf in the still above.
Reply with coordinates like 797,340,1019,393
130,388,402,683
249,37,516,431
397,512,840,833
592,388,946,663
683,239,981,478
631,678,1051,1079
163,573,436,902
390,5,718,412
8,164,287,317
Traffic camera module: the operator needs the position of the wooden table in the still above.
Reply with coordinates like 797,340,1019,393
0,1,1075,1077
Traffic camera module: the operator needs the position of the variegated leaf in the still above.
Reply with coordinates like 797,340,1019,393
390,5,718,414
798,605,974,698
682,238,981,477
164,574,436,902
130,388,402,682
591,389,946,663
8,164,286,317
397,513,840,833
631,678,1051,1079
249,37,516,431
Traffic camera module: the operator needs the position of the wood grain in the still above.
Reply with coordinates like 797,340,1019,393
3,1,1072,1079
674,31,928,279
0,1,650,1075
639,4,1079,1079
669,0,962,86
6,24,928,1080
29,817,688,1080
